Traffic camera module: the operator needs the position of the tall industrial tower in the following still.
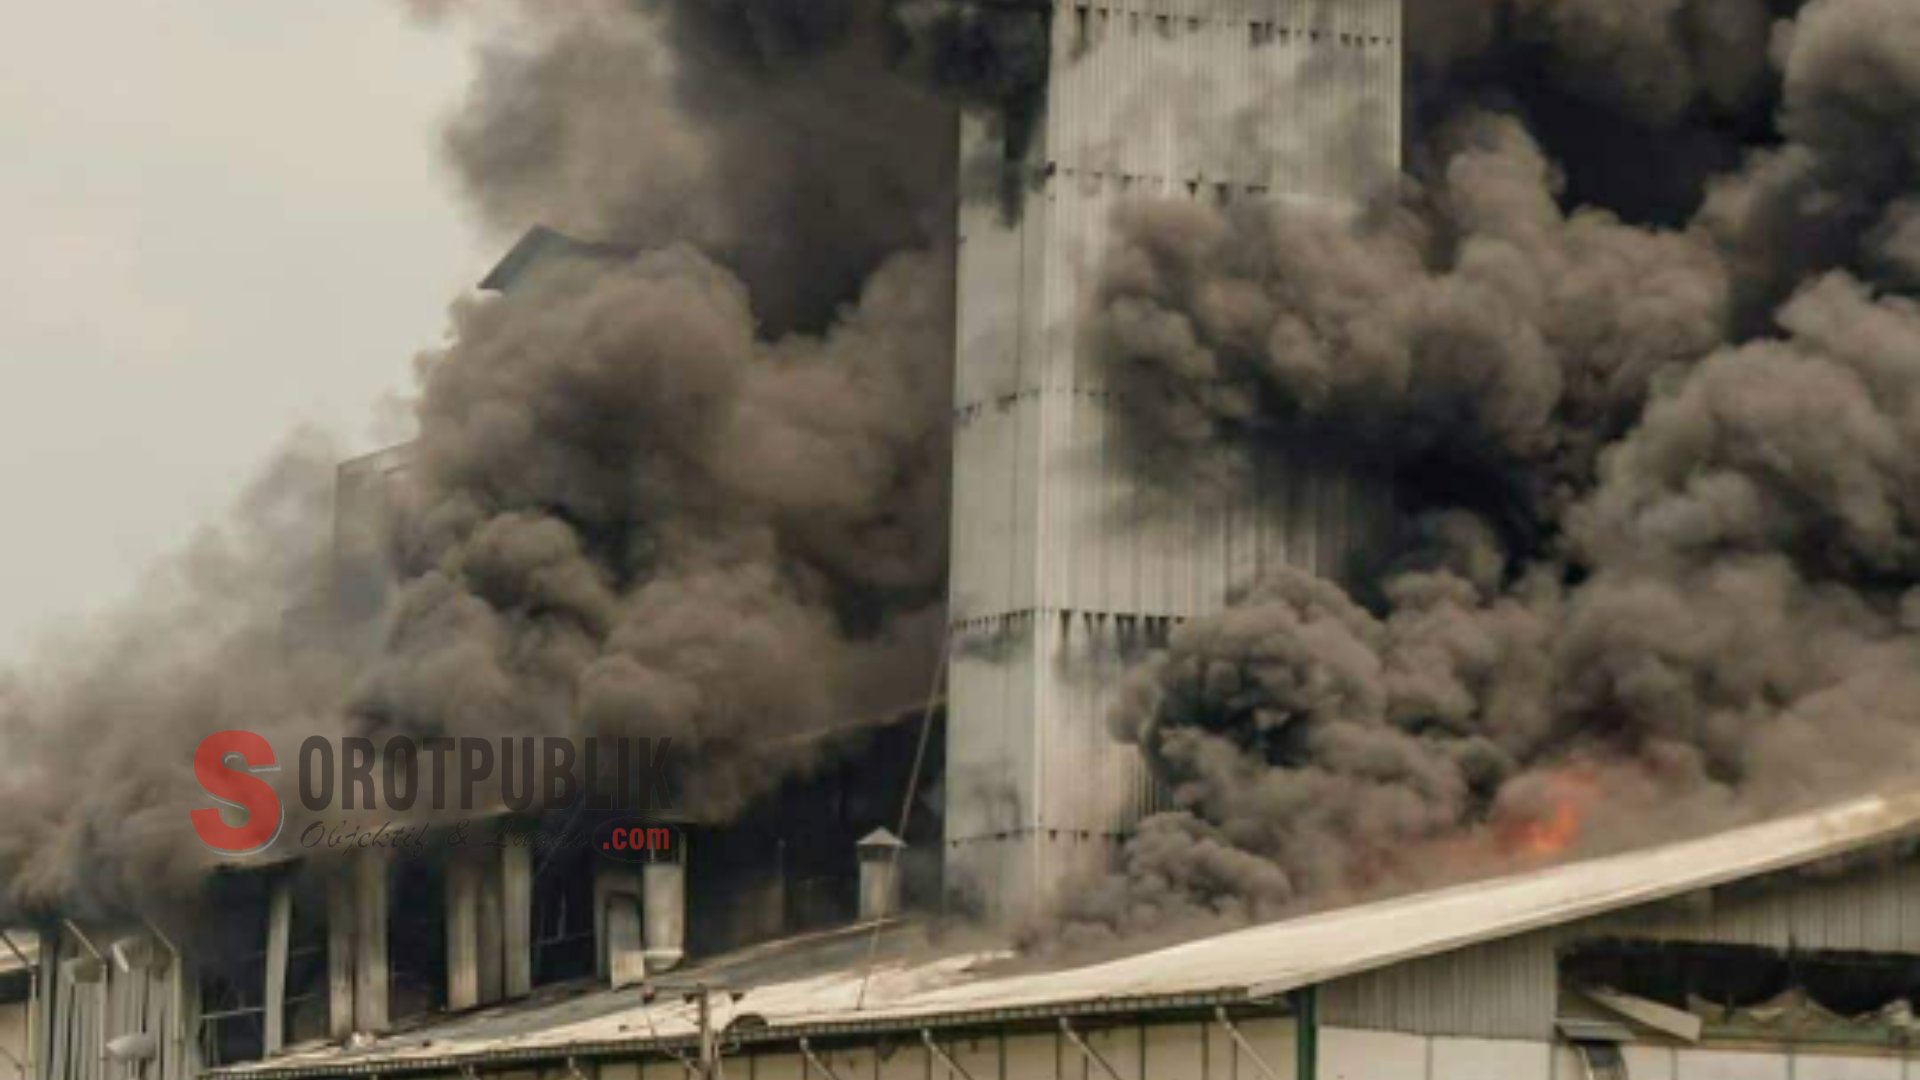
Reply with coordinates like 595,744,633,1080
945,0,1405,920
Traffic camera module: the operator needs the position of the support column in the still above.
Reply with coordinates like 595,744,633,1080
476,859,504,1004
642,832,686,974
351,850,388,1035
325,876,354,1040
501,843,532,999
263,877,292,1055
595,867,646,989
444,856,482,1011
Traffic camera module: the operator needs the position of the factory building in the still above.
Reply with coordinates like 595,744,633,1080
944,0,1403,920
20,3,1920,1080
23,794,1920,1080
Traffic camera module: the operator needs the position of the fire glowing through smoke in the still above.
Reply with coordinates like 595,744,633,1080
1496,771,1600,862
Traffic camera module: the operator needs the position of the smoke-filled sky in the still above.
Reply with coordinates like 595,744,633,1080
0,0,483,662
1059,0,1920,945
9,0,1920,946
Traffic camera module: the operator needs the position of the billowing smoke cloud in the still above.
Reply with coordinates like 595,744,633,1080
1061,0,1920,943
368,241,953,817
0,0,995,919
0,436,362,919
362,0,1008,819
1095,109,1729,530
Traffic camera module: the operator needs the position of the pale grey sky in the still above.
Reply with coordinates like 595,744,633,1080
0,0,492,661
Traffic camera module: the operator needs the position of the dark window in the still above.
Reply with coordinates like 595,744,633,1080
1572,1042,1627,1080
532,840,596,985
196,873,268,1066
388,859,446,1019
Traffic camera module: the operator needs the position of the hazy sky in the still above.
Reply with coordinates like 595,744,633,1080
0,0,493,661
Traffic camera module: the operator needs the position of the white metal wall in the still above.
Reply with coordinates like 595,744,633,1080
1319,932,1558,1041
947,0,1404,920
355,1016,1304,1080
38,928,193,1080
1317,849,1920,1045
1579,855,1920,954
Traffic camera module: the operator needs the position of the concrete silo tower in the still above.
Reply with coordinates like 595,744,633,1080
945,0,1404,921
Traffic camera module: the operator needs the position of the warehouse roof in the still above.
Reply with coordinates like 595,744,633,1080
213,791,1920,1079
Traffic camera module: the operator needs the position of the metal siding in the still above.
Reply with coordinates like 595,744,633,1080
1319,931,1558,1041
944,1033,999,1080
1004,1032,1058,1080
1428,1037,1550,1080
1622,1047,1679,1080
1318,1027,1422,1080
1082,1024,1141,1080
946,0,1404,915
876,1040,926,1080
751,1050,803,1080
1791,1057,1902,1080
1674,1049,1792,1080
1571,855,1920,955
1147,1022,1208,1080
1233,1017,1298,1080
598,1061,641,1080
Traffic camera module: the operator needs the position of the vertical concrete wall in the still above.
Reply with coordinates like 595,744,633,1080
946,0,1405,920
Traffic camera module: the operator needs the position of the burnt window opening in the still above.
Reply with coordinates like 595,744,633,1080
387,859,446,1019
689,709,944,955
1563,939,1920,1038
278,874,329,1049
531,838,595,986
196,872,269,1067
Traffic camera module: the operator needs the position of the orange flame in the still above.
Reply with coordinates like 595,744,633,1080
1502,798,1581,857
1495,769,1599,861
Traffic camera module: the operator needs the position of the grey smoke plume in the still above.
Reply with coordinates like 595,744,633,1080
367,0,984,819
435,0,1048,329
1097,109,1729,531
0,0,976,919
369,242,953,817
1064,0,1920,941
0,436,362,919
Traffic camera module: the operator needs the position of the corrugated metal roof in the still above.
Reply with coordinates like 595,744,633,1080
211,793,1920,1078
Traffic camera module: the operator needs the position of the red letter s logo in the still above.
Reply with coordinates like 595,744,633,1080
191,731,284,856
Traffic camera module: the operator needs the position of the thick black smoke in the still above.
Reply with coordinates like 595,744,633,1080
367,243,954,818
0,0,1003,919
1063,0,1920,943
366,0,1030,820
